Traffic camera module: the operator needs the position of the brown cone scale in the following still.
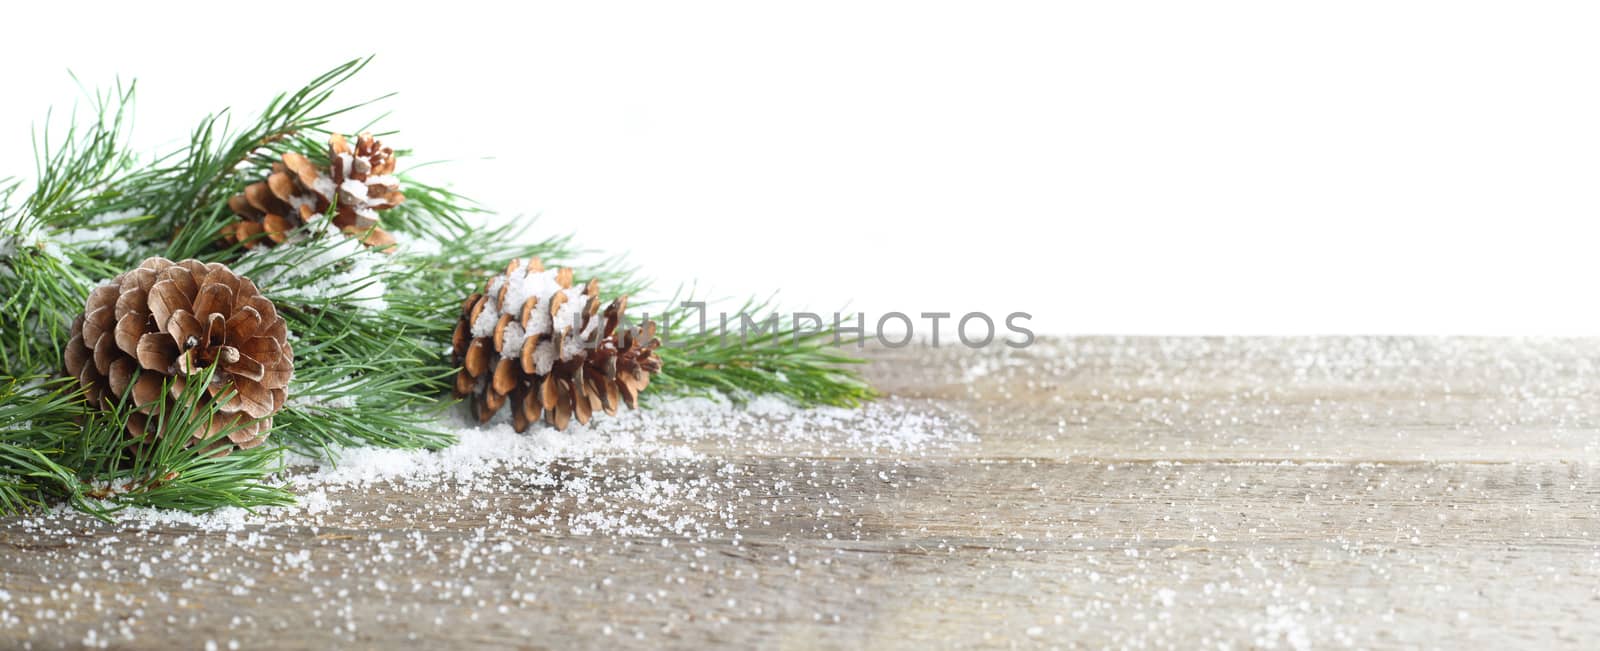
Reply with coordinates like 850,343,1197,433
223,132,402,252
451,259,662,432
63,257,294,453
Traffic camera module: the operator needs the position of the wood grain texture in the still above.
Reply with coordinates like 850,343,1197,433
3,337,1598,649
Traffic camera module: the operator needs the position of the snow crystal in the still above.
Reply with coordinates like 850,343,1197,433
288,392,359,411
470,267,574,359
339,179,369,202
311,176,338,202
36,238,66,264
559,331,587,359
554,288,591,360
509,270,564,334
88,503,257,532
499,321,528,357
285,192,319,215
578,308,601,339
960,348,1026,382
395,235,442,258
470,299,500,338
530,273,567,326
532,340,558,375
304,421,650,488
353,205,379,225
522,304,553,344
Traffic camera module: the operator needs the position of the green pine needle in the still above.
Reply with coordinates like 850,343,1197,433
0,57,874,518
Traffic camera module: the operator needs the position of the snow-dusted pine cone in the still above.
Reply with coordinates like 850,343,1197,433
452,258,663,432
224,132,402,250
64,257,293,452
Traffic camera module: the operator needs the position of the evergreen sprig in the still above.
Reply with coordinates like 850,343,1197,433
0,370,292,518
647,297,875,407
0,58,873,517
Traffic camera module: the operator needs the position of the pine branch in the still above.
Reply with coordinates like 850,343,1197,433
0,239,93,377
1,58,880,520
20,78,139,231
0,366,293,518
645,296,875,407
155,58,388,259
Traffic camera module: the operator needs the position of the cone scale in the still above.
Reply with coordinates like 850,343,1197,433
451,258,662,432
225,132,401,250
63,257,293,453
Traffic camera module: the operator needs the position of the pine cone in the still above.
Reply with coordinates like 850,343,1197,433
451,259,663,432
224,132,402,250
63,257,293,452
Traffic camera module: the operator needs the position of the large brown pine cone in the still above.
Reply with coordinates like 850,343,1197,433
64,257,293,451
452,258,663,432
224,132,402,250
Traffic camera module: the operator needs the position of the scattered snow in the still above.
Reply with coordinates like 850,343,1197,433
36,239,66,264
393,234,441,258
532,339,558,375
284,395,968,498
551,287,590,357
472,266,598,363
0,231,66,265
234,220,391,310
960,348,1026,382
499,320,528,357
339,179,369,202
469,295,500,337
287,391,359,411
100,504,259,533
48,208,145,257
10,395,971,537
2,209,146,264
0,394,978,646
7,336,1593,648
310,176,338,204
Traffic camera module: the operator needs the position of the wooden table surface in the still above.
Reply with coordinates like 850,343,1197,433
3,337,1598,649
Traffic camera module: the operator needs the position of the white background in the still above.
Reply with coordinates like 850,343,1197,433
4,2,1598,335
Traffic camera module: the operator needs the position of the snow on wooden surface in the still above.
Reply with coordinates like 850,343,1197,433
2,337,1598,649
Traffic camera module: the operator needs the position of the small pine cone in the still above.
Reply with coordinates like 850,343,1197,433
63,257,294,452
328,133,405,230
223,132,402,251
451,258,663,432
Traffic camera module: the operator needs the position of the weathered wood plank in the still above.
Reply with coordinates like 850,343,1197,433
2,458,1596,648
2,337,1598,649
869,338,1600,462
